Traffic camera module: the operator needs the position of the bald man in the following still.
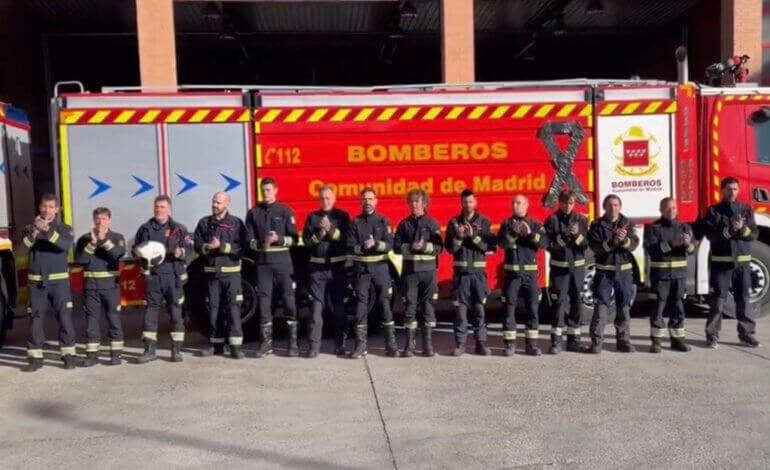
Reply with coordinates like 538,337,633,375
497,195,547,356
194,192,247,359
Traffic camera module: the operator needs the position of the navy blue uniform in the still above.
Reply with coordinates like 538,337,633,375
193,213,246,348
587,214,639,345
702,201,758,341
21,220,75,360
133,217,192,344
644,217,695,342
544,210,589,340
498,215,546,343
302,208,350,351
445,212,494,348
75,230,126,354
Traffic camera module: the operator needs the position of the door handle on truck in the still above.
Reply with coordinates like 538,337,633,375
753,188,770,202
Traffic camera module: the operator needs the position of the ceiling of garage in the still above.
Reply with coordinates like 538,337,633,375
22,0,704,36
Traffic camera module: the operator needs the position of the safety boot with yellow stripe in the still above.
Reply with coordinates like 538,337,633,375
503,340,515,357
383,323,398,357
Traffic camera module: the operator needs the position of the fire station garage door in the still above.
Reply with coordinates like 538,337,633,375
62,124,160,244
166,123,251,226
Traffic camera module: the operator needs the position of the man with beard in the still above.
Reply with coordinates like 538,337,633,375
194,192,247,359
445,189,495,356
347,188,395,358
702,177,760,348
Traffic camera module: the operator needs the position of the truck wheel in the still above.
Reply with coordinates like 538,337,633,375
580,257,597,325
722,242,770,319
239,278,258,326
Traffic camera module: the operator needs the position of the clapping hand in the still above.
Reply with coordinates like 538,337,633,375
364,234,376,250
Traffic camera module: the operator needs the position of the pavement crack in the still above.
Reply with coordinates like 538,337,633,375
362,356,398,470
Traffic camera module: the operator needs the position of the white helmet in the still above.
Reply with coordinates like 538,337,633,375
135,241,166,274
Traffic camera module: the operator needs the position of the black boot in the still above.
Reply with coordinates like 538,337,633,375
617,337,635,353
566,335,582,352
401,327,416,358
650,337,662,353
199,343,226,357
170,341,184,362
287,321,299,357
583,338,602,354
62,354,77,370
421,326,435,357
670,337,691,352
503,340,515,357
255,323,274,358
452,341,466,356
135,339,157,364
230,345,245,359
548,333,561,355
81,351,98,367
334,328,347,356
474,330,491,356
383,323,398,357
109,352,122,366
23,357,43,373
350,324,367,358
525,338,542,356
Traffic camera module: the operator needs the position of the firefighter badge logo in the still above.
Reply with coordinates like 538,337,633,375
611,125,660,177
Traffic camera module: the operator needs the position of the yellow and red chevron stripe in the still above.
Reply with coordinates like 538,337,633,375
597,100,678,116
725,95,770,102
254,103,593,124
60,108,250,125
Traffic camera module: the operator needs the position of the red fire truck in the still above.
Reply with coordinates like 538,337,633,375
8,76,770,333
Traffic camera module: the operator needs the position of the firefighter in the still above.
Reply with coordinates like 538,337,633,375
194,192,246,359
586,194,639,354
20,194,76,372
544,189,589,354
301,186,350,358
347,188,395,358
133,195,192,363
445,189,495,356
246,177,299,357
702,176,761,348
74,207,126,366
498,194,546,356
643,197,694,353
394,189,442,357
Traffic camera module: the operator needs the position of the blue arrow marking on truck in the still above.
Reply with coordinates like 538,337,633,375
132,175,154,197
88,176,112,199
0,162,5,175
176,173,198,195
221,173,241,192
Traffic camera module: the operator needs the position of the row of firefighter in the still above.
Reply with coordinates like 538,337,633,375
11,175,759,371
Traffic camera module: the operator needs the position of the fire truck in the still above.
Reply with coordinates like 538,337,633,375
8,74,770,334
1,101,35,342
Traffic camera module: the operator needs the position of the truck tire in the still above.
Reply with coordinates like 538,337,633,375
580,254,597,325
721,242,770,319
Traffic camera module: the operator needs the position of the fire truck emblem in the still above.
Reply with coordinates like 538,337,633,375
612,125,660,177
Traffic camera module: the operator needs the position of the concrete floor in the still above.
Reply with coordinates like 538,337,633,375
1,309,769,469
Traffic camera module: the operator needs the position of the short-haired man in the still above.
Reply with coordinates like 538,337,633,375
347,188,396,358
586,194,639,354
643,197,694,353
702,176,760,348
445,189,495,356
302,186,350,357
133,195,192,363
394,189,443,357
194,192,247,359
74,207,126,366
21,194,76,372
544,190,589,354
497,194,546,356
245,177,299,357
